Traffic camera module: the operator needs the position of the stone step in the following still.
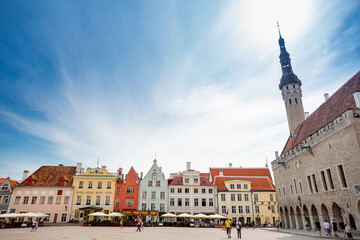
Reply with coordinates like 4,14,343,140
353,230,360,237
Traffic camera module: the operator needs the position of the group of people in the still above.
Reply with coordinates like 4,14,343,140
31,219,39,232
223,218,246,239
135,219,144,232
315,219,353,239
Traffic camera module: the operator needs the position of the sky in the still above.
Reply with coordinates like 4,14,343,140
1,0,360,181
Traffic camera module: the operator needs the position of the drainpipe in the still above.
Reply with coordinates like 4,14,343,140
250,190,255,224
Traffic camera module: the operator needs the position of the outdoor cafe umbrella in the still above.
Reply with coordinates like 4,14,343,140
193,213,209,219
160,213,177,218
0,213,20,218
107,212,124,217
177,213,193,218
88,212,108,217
208,214,227,219
35,213,49,218
20,212,39,218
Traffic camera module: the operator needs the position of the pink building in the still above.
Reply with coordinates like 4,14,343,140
8,165,77,223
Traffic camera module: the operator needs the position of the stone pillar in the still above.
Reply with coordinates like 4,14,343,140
294,214,299,229
301,214,307,230
309,215,316,230
289,215,294,229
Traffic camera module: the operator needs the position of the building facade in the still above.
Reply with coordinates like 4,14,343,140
168,163,217,215
0,178,19,214
9,165,77,223
271,29,360,230
138,159,168,222
70,166,117,222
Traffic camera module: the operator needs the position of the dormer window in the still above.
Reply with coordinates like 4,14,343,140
194,178,199,184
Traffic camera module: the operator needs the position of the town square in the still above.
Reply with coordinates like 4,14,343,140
1,0,360,239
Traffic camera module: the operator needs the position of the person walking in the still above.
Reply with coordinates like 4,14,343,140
136,220,141,232
315,219,321,237
141,220,144,232
339,220,346,237
225,218,232,239
120,219,123,229
276,220,280,231
345,224,353,240
35,219,39,232
282,220,285,229
31,219,36,232
323,219,332,237
236,218,242,239
331,219,338,237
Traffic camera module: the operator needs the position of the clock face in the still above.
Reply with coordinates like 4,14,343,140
152,173,157,179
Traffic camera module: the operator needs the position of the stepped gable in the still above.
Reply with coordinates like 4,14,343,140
282,71,360,154
210,168,273,182
18,166,76,187
214,176,275,191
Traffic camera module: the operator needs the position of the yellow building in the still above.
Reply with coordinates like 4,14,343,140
70,167,117,222
211,168,278,226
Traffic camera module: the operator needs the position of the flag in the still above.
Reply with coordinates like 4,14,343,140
226,209,229,215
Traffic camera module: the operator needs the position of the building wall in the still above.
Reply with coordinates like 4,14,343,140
8,186,73,223
0,179,13,214
114,167,140,212
272,111,360,230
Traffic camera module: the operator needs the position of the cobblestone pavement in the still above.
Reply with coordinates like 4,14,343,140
0,226,325,240
264,228,360,239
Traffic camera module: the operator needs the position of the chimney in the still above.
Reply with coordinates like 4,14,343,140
186,162,191,171
80,168,85,173
219,169,223,176
101,165,106,170
353,92,360,108
324,93,329,101
275,151,279,159
304,112,309,119
76,163,82,173
229,163,232,168
140,172,143,179
22,170,29,181
117,168,123,178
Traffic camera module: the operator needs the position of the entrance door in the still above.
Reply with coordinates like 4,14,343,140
54,213,58,223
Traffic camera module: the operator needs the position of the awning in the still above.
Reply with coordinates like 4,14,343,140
78,205,103,210
122,210,158,217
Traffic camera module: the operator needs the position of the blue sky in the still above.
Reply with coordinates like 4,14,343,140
1,0,360,180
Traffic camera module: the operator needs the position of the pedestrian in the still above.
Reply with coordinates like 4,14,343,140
252,220,255,229
35,219,39,232
331,219,338,237
282,220,285,229
339,220,346,237
120,219,123,229
31,219,36,232
141,220,144,232
345,224,353,240
136,220,141,232
315,219,321,237
225,218,232,239
276,219,280,231
236,218,242,239
323,219,332,237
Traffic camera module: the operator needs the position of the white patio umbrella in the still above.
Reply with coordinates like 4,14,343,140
107,212,124,217
35,213,49,218
177,213,193,218
193,213,209,219
160,213,177,218
208,214,227,219
88,212,108,217
0,213,20,218
20,212,39,218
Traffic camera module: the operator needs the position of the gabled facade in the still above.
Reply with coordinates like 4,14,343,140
0,178,19,214
71,166,117,222
138,159,168,222
9,165,77,223
114,167,140,212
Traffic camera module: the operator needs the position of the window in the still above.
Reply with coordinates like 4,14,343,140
170,188,175,193
142,191,147,199
151,203,156,211
289,99,292,105
209,188,213,194
56,196,61,205
237,184,241,189
142,203,147,210
307,176,313,193
170,198,175,206
327,169,335,189
254,194,258,201
295,98,298,104
244,194,249,201
178,188,182,193
88,181,93,188
238,206,243,214
201,188,206,194
9,209,15,213
107,181,112,189
160,203,165,212
148,180,153,187
156,181,161,187
321,171,328,191
194,198,198,206
271,206,275,213
294,179,298,194
283,187,285,196
127,187,135,194
178,198,182,206
244,184,248,189
194,178,198,184
14,196,21,204
76,196,81,205
116,187,120,194
45,213,51,221
126,198,134,206
1,196,9,204
57,190,63,195
270,194,274,202
202,198,206,206
278,188,281,197
209,198,213,206
293,84,295,88
221,194,226,201
222,206,226,213
255,206,260,214
95,195,101,205
337,165,348,188
79,181,84,188
312,174,319,192
116,198,120,206
184,178,189,183
194,188,198,193
232,206,236,213
230,184,234,189
231,194,235,201
151,191,156,199
237,194,242,201
48,196,53,204
97,181,102,189
86,196,91,205
245,206,250,213
290,185,293,194
105,195,110,205
61,213,67,222
185,188,189,193
299,182,303,194
185,198,190,206
160,192,165,200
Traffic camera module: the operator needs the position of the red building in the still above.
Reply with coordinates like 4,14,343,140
114,167,140,213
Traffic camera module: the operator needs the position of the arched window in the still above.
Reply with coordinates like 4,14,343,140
286,86,289,90
293,85,295,88
295,98,298,104
289,99,292,105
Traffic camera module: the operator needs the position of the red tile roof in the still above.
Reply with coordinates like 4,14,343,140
200,173,210,179
169,174,213,186
0,178,20,190
210,168,273,183
18,166,76,187
282,71,360,154
214,176,275,191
